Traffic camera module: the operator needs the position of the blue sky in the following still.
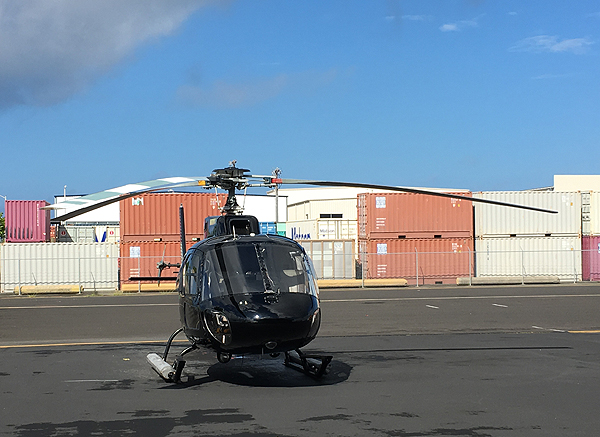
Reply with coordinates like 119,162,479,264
1,0,599,214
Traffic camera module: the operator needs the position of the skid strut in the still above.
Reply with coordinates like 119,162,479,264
147,327,197,383
284,349,332,379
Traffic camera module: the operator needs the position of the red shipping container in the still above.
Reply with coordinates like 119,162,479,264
5,200,50,242
359,238,474,285
120,240,199,284
120,192,226,242
358,192,473,239
582,236,600,281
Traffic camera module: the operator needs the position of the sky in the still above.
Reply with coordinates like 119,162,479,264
1,0,599,214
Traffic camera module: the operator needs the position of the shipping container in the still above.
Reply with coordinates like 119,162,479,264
474,191,581,237
259,222,278,235
299,240,355,280
57,225,120,243
5,200,51,243
591,192,600,236
120,192,227,241
582,236,600,281
358,238,474,285
288,198,358,221
120,192,286,241
287,219,357,241
358,192,473,240
120,241,191,284
0,242,119,293
475,236,581,282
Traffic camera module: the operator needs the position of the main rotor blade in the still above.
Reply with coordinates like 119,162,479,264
277,179,558,214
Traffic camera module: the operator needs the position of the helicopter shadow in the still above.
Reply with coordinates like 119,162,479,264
167,355,351,388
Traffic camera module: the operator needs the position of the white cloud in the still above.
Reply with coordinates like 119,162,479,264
402,15,432,22
439,14,483,32
440,23,459,32
176,69,340,109
0,0,209,109
509,35,594,54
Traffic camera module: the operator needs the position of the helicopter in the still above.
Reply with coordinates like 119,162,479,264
46,161,557,383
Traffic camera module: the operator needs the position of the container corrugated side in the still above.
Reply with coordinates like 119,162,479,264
120,192,226,241
358,192,473,239
299,240,355,280
57,225,120,243
358,238,474,285
582,236,600,281
0,242,119,293
120,241,192,284
591,192,600,236
474,191,581,237
475,236,581,281
5,200,50,242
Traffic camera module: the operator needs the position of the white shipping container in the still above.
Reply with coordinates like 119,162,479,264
57,225,120,243
591,192,600,236
0,242,119,293
286,219,357,240
474,191,581,237
475,236,581,281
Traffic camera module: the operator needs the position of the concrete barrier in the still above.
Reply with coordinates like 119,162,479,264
317,278,408,288
14,284,83,294
456,276,561,286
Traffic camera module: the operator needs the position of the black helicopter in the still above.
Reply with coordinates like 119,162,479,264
47,161,556,383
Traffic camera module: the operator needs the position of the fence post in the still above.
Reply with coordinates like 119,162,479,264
415,247,419,288
138,256,141,293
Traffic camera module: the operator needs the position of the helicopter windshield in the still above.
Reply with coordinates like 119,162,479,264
201,240,317,298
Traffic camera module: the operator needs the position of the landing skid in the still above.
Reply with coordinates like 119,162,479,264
284,349,332,379
147,327,198,383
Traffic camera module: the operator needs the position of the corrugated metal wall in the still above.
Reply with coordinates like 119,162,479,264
0,243,119,292
582,236,600,281
591,192,600,236
475,236,581,281
473,191,581,237
358,192,473,239
5,200,51,243
359,238,474,285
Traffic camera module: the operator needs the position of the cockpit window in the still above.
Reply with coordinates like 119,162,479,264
201,240,317,297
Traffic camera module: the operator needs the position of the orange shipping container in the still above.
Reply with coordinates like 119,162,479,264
120,241,195,284
358,238,474,285
120,192,226,241
358,192,473,239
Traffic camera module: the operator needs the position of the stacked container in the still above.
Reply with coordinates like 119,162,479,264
474,191,582,282
119,192,226,283
582,192,600,281
358,192,474,285
5,200,51,242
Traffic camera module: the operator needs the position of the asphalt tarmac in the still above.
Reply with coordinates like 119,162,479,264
1,283,600,436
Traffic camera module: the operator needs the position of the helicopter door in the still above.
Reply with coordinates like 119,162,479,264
180,249,203,335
